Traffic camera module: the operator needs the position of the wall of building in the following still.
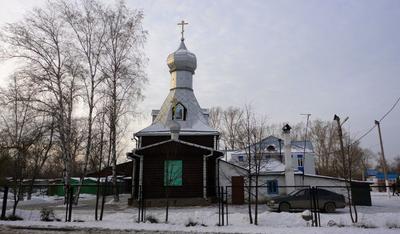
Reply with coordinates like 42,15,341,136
219,161,347,203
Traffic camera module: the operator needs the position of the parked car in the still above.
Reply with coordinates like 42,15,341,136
266,188,346,213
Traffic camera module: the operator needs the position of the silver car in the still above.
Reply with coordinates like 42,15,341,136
266,188,346,213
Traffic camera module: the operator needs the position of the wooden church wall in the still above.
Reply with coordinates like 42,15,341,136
141,135,216,148
141,143,205,199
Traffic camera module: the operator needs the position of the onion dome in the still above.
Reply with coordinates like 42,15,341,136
167,41,197,74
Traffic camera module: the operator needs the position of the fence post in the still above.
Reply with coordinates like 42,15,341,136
225,186,228,226
65,185,69,222
137,185,141,223
1,186,8,220
218,186,221,226
68,186,74,222
315,187,321,227
221,187,225,226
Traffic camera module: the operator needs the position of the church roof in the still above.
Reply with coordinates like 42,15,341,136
135,88,219,136
135,39,219,137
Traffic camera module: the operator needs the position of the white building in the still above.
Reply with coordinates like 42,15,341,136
228,135,316,175
218,131,366,204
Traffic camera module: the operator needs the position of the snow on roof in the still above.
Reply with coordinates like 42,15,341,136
135,88,218,136
228,136,314,155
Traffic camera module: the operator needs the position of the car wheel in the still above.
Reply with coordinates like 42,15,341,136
324,202,336,213
279,202,290,212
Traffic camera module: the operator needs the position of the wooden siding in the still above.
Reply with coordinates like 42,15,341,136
141,136,170,147
141,135,215,148
141,142,209,199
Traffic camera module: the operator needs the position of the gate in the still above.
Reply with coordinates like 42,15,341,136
231,176,244,204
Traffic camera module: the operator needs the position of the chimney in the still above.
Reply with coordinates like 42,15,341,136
282,124,295,194
169,120,181,140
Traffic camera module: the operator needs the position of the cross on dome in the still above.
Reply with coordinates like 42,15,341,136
177,20,188,41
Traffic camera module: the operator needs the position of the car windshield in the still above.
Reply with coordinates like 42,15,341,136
288,189,303,196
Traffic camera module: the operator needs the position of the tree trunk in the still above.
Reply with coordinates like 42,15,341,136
247,174,253,224
75,103,94,204
111,74,119,202
254,174,258,225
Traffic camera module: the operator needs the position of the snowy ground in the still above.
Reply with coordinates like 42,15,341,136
1,192,400,233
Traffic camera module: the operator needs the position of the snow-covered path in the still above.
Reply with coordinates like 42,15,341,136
1,192,400,233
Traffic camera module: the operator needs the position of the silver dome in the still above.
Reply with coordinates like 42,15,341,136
167,41,197,74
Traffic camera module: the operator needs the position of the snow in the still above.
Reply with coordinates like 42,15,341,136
1,193,400,233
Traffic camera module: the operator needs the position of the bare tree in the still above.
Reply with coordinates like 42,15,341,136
100,2,147,201
208,106,223,130
58,0,108,202
26,117,55,200
0,74,41,215
1,1,81,190
235,104,269,225
221,106,243,150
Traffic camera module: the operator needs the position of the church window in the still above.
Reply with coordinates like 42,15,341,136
266,145,276,151
172,103,186,120
164,160,183,186
267,180,278,194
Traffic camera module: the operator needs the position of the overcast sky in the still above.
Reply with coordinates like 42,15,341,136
0,0,399,161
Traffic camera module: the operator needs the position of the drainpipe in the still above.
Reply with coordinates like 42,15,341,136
131,157,136,199
203,151,214,199
129,152,143,201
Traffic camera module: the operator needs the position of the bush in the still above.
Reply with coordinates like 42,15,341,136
386,220,400,229
185,218,207,227
185,218,198,227
145,215,159,223
6,215,23,221
40,208,56,222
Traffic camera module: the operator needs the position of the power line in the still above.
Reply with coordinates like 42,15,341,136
379,96,400,122
353,95,400,143
321,96,400,156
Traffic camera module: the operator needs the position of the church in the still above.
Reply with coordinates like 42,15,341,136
126,23,371,206
127,23,224,205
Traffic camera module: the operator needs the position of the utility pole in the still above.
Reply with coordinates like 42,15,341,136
375,120,390,195
300,113,311,184
334,114,357,223
333,115,348,179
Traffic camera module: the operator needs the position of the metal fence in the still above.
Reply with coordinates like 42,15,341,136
1,183,398,228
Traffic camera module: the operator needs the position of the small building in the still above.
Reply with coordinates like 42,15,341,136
366,169,399,192
219,126,371,205
127,35,223,206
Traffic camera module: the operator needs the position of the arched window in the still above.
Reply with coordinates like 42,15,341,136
172,103,186,120
266,145,276,152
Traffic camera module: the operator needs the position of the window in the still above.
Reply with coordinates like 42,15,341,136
172,103,186,120
295,190,306,197
164,160,183,186
267,180,278,194
238,156,244,162
266,145,276,151
297,155,303,167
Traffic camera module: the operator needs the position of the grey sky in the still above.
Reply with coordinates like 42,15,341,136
0,0,399,161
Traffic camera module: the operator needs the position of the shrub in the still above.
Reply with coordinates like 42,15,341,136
386,220,400,229
6,215,23,221
145,215,159,223
40,208,55,222
185,218,199,227
185,218,207,227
